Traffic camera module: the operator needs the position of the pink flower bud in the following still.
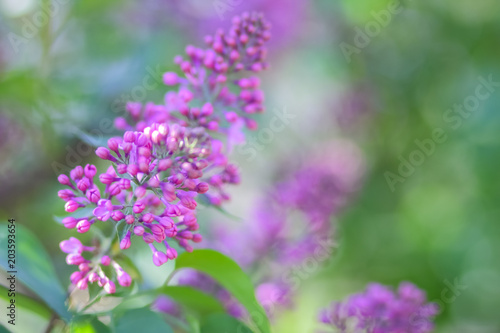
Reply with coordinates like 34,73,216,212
76,277,88,290
76,220,91,233
127,164,139,176
163,72,178,85
62,217,78,229
70,166,84,181
196,182,209,194
152,251,168,266
95,147,113,160
108,138,120,152
70,271,83,284
77,178,90,192
88,272,100,283
84,164,97,178
143,233,155,243
133,202,145,214
158,217,174,229
192,234,203,243
158,159,172,171
125,215,135,225
120,231,131,250
111,211,125,221
66,253,86,265
134,225,145,236
86,188,101,203
58,174,71,186
99,173,115,185
65,200,80,213
117,164,127,174
117,270,132,287
166,248,178,260
101,255,111,266
124,131,135,143
60,237,83,253
58,189,74,201
104,280,116,294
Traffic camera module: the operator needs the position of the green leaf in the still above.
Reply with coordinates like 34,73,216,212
0,223,73,322
70,316,111,333
115,307,173,333
174,250,270,333
158,286,225,316
0,285,52,320
201,313,253,333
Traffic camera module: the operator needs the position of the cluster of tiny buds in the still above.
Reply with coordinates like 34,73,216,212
60,237,131,294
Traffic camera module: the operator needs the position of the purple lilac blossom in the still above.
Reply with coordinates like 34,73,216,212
57,12,270,294
319,282,439,333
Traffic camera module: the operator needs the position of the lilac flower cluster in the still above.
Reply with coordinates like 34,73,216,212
319,282,438,333
172,142,364,318
56,12,270,294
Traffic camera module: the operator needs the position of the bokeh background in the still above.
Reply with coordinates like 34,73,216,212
1,0,500,332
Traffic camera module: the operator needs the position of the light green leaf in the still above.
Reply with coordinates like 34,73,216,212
201,313,253,333
0,285,52,320
175,250,270,333
0,223,73,322
115,307,173,333
159,285,225,316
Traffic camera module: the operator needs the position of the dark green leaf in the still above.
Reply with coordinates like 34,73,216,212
175,250,270,333
0,223,72,322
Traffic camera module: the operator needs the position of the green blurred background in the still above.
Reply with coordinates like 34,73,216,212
1,0,500,332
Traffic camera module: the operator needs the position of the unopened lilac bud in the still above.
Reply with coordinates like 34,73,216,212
76,277,88,290
79,263,90,272
117,270,132,287
96,147,115,161
125,215,135,225
163,72,178,85
134,225,145,236
143,233,155,243
84,164,97,179
133,202,145,214
111,211,125,221
196,182,209,194
152,251,168,266
158,217,174,229
134,186,146,199
70,271,83,284
99,173,115,185
108,183,122,196
158,159,172,171
77,220,91,233
107,138,120,152
65,200,80,212
88,272,100,283
192,234,203,243
166,248,178,260
225,111,238,123
127,164,139,176
120,231,132,250
117,164,127,174
104,280,116,294
178,230,193,240
141,213,154,223
58,174,71,186
86,188,100,203
66,253,86,265
101,255,111,266
119,179,131,190
135,133,148,147
58,189,74,201
77,178,90,192
165,225,178,238
124,131,135,143
62,217,78,229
